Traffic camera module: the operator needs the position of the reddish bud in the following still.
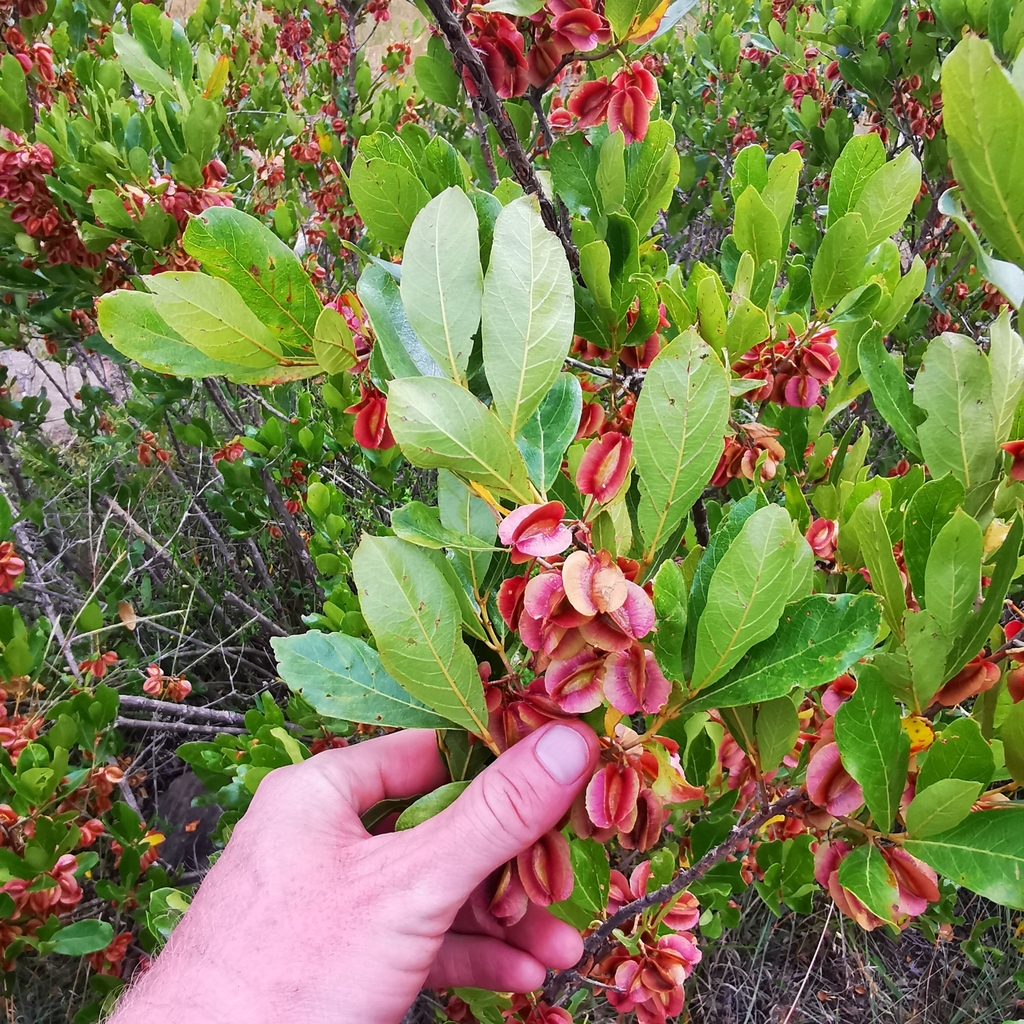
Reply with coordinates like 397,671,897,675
585,761,640,831
517,829,574,906
576,430,632,503
1002,439,1024,481
567,77,612,128
498,501,571,563
933,655,1001,706
805,518,838,560
544,650,607,713
603,641,671,715
806,740,864,816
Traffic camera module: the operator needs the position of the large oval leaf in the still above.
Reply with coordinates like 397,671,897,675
685,594,881,711
352,535,488,734
271,631,456,729
349,156,431,250
146,272,282,368
941,36,1024,267
691,505,796,692
183,206,323,351
914,332,998,490
482,196,575,437
387,377,534,503
834,666,909,832
633,330,730,560
400,187,482,382
905,808,1024,910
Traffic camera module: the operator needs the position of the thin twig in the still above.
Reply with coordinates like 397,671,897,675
781,902,835,1024
115,717,248,735
543,788,804,1005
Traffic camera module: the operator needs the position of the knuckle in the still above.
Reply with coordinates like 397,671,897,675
475,768,539,846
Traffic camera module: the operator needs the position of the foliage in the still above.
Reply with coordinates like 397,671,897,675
1,0,1024,1016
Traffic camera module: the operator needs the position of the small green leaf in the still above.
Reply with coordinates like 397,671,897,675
692,505,796,692
835,666,910,831
387,377,534,503
352,536,488,734
567,837,609,913
653,559,688,683
391,501,495,553
624,121,679,235
906,778,983,838
1000,701,1024,784
733,186,782,269
549,132,602,218
50,920,115,956
989,309,1024,444
837,844,898,923
633,330,730,559
828,134,886,226
858,326,923,458
851,492,907,639
516,374,583,494
903,474,966,605
395,781,471,830
918,717,995,792
272,631,455,729
313,308,357,374
756,695,800,774
924,509,983,640
852,148,922,248
349,156,431,250
812,213,869,311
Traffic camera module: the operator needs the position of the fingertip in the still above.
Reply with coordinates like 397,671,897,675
532,721,600,786
506,904,584,969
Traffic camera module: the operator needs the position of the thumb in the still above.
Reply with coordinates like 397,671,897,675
408,722,598,906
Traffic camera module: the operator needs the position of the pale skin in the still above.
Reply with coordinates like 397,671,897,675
109,721,599,1023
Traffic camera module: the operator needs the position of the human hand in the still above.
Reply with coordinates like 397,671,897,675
109,722,599,1023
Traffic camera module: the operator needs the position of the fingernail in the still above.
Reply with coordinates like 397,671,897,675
535,725,590,784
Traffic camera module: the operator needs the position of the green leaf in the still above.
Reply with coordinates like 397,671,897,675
733,186,782,269
945,515,1022,679
812,213,869,310
732,145,767,196
918,717,995,791
906,778,983,838
597,130,626,212
834,666,910,831
183,207,322,350
112,26,174,94
762,150,802,234
692,505,796,692
837,844,898,923
606,0,642,38
989,309,1024,443
905,807,1024,909
633,330,730,559
0,54,30,132
1000,701,1024,784
313,308,357,374
851,492,907,639
828,127,887,227
146,272,283,369
756,695,800,774
941,36,1024,267
349,156,431,250
483,197,575,436
272,631,455,729
438,469,497,591
903,609,952,712
876,255,927,335
97,291,290,384
387,377,534,503
549,133,602,218
414,46,462,107
391,501,495,553
357,264,444,379
183,96,224,166
400,187,481,383
352,535,488,734
724,300,770,363
653,559,688,683
686,594,881,711
857,326,924,458
567,838,608,913
50,920,115,957
924,509,983,639
516,373,583,494
395,781,471,830
852,149,922,248
903,474,966,605
624,120,679,235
